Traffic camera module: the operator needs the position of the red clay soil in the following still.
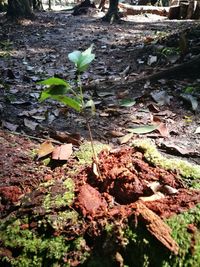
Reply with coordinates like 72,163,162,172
1,129,200,222
75,147,200,219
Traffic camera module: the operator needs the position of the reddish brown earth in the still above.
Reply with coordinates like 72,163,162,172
0,10,200,264
1,129,199,219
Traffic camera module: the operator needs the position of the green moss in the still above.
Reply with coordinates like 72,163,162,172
132,139,200,186
74,142,109,165
42,178,75,212
47,210,79,231
0,216,89,267
163,205,200,267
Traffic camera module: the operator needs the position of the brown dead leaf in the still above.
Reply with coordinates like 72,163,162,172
109,130,125,137
148,104,160,113
52,143,73,160
49,130,81,146
157,123,170,137
151,116,170,138
37,141,54,159
159,142,197,156
118,133,133,144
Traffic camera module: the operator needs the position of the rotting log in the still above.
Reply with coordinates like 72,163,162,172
135,201,179,254
119,3,169,16
168,0,200,19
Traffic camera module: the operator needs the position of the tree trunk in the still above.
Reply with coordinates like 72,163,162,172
102,0,120,22
7,0,34,18
31,0,43,11
73,0,96,16
48,0,52,10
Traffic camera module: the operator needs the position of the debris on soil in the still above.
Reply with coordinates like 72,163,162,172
1,8,200,267
0,130,200,266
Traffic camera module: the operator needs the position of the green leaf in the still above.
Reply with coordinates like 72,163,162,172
119,98,136,107
127,125,158,134
68,45,95,73
38,77,69,87
39,85,70,102
52,95,81,111
184,86,194,94
68,51,82,65
84,99,96,114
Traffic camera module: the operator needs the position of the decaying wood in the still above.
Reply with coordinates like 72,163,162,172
168,0,200,19
144,53,200,81
84,54,200,94
135,201,179,254
119,3,169,17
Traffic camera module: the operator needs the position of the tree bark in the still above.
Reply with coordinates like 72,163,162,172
7,0,34,19
31,0,43,11
102,0,120,22
73,0,96,16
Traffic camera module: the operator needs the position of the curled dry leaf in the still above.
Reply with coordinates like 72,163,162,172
194,126,200,134
118,133,133,144
37,141,54,159
24,118,38,131
49,130,81,146
93,162,100,177
162,185,178,195
2,121,18,131
157,122,170,137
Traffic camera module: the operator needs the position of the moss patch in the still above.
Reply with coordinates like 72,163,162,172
74,142,109,165
42,178,75,212
132,139,200,188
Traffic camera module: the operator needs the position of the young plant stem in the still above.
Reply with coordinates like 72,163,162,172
77,73,84,107
85,118,101,178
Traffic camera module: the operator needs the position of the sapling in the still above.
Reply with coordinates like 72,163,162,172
38,45,100,174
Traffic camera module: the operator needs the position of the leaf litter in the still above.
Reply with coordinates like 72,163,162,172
0,9,200,266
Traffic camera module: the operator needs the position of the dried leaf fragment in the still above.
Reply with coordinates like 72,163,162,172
118,133,133,144
37,141,54,159
52,143,73,160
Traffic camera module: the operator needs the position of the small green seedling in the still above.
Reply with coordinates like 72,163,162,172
38,45,99,171
39,45,95,113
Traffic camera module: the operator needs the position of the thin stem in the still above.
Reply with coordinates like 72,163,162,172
77,73,84,107
86,119,101,178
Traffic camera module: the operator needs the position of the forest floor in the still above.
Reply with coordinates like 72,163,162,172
0,8,200,266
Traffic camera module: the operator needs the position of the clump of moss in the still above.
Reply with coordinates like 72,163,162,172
132,139,200,186
47,210,79,231
42,178,75,212
163,204,200,267
74,142,110,165
0,214,89,267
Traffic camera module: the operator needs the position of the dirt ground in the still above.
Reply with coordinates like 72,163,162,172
0,8,200,266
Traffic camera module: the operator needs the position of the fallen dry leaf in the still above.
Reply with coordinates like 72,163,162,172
118,133,133,144
159,142,195,156
37,141,54,159
52,143,73,160
49,130,81,146
2,121,18,131
24,118,38,131
109,130,125,137
157,122,170,137
194,126,200,134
